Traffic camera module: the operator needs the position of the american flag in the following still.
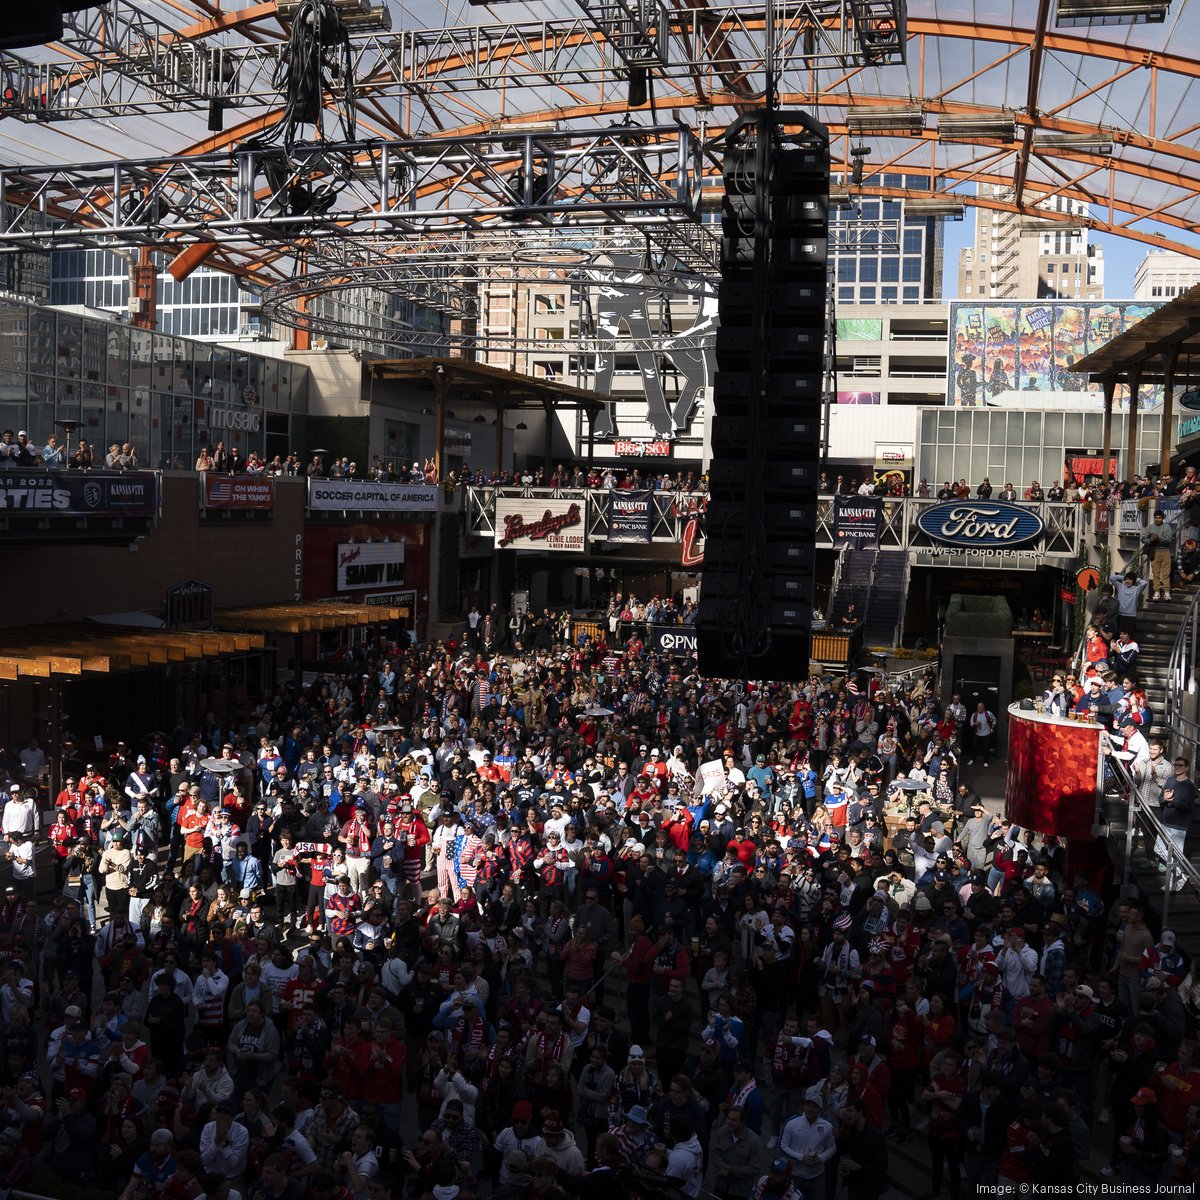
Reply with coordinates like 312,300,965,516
208,480,232,505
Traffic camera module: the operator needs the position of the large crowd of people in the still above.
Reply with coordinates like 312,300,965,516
0,620,1197,1200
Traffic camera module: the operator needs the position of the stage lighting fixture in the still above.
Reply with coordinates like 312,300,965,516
1056,0,1169,25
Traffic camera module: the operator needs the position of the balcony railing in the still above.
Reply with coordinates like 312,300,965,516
465,488,1084,559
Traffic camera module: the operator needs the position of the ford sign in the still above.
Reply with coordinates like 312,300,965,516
916,500,1044,549
1179,388,1200,412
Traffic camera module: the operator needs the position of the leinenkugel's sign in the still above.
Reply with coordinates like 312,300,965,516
916,500,1044,549
494,497,585,551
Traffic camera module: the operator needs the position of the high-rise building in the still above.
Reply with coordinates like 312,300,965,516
831,176,944,305
1133,249,1200,300
957,184,1104,300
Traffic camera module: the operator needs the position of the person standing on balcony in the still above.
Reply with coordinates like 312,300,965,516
1143,509,1177,601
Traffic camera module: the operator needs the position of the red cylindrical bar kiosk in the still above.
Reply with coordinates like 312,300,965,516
1005,702,1112,890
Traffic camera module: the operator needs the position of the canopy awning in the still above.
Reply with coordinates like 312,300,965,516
0,623,265,680
368,356,617,417
213,602,406,636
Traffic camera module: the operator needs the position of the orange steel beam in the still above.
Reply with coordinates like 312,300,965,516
1012,0,1055,209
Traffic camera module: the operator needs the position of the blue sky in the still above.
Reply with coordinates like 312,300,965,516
940,205,1200,299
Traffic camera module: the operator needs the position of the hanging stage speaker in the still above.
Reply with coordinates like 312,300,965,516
698,109,829,683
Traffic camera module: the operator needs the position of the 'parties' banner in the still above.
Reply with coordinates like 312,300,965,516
0,470,156,517
309,479,439,513
834,496,883,546
607,490,652,543
203,474,275,510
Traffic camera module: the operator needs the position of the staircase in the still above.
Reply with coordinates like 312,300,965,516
1123,587,1196,719
862,550,907,647
1102,582,1200,946
830,548,876,622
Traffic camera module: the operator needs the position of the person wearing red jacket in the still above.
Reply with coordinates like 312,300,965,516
923,1048,966,1200
47,810,75,890
887,998,923,1144
362,1019,407,1135
326,1017,373,1103
394,804,430,903
614,916,657,1048
661,808,693,855
726,832,757,869
1154,1039,1200,1135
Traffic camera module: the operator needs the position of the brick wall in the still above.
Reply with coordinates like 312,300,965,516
1,474,306,627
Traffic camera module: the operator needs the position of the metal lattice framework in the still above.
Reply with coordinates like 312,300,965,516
1,0,1199,337
0,126,705,246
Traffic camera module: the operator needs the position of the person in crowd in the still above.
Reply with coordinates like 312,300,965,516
0,621,1118,1200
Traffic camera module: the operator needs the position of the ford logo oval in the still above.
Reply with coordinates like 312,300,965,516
916,500,1044,549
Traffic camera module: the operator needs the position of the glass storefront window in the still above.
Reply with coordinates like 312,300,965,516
81,384,106,456
107,324,130,388
0,300,305,468
56,313,82,386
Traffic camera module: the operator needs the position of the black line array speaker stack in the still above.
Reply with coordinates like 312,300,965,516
697,109,829,683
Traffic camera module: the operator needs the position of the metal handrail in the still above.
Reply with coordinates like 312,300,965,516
1108,752,1200,925
1164,584,1200,767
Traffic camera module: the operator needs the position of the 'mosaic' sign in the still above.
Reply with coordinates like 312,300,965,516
916,500,1044,549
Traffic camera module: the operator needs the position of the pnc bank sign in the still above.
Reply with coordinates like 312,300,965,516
916,500,1044,550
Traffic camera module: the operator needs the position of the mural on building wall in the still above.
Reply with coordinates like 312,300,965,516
588,255,716,439
947,301,1163,409
836,390,881,405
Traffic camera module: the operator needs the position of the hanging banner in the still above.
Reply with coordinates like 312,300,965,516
1093,505,1110,535
1068,456,1117,484
309,479,438,513
1119,500,1144,536
336,542,406,591
834,496,884,546
0,470,157,517
203,474,275,511
495,497,585,552
649,626,697,657
607,491,652,544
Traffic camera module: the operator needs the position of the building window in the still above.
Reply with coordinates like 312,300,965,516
384,419,419,466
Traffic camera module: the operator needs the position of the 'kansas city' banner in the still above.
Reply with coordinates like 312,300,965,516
607,490,652,544
834,496,883,547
